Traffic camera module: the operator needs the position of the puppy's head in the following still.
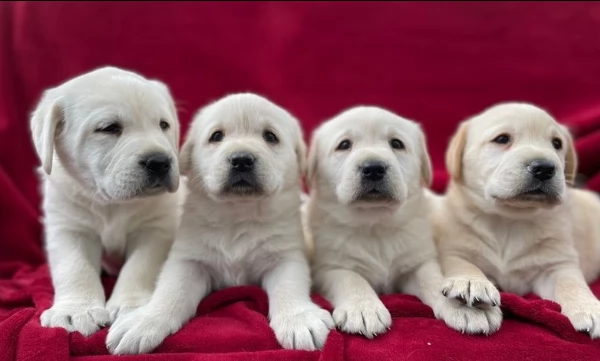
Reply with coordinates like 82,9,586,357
30,66,180,203
307,106,432,209
180,93,305,202
447,102,577,211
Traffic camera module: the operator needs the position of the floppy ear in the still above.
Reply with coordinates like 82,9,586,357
562,127,578,187
30,96,64,175
179,129,195,175
295,133,307,177
445,121,469,183
418,131,433,187
305,134,319,189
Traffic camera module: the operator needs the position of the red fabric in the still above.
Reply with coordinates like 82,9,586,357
2,2,600,360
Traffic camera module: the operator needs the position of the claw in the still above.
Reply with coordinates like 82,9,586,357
441,289,448,297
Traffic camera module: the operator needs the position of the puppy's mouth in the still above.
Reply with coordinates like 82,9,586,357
223,172,263,196
353,183,396,204
495,183,561,208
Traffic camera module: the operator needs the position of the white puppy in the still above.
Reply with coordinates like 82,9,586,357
307,106,478,338
435,102,600,337
106,93,334,355
30,66,182,336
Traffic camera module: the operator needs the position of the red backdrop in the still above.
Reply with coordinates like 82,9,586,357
2,2,600,360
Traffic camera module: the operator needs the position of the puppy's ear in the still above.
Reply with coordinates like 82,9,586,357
418,130,433,187
295,134,307,177
445,121,469,183
305,134,319,188
30,94,64,175
562,126,578,187
179,129,195,175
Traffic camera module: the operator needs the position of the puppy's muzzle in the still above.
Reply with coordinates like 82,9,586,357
355,160,394,202
224,152,261,195
139,153,175,192
510,158,560,204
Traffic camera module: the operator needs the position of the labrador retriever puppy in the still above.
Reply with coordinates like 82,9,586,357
30,66,182,336
106,93,334,355
436,102,600,337
306,106,478,338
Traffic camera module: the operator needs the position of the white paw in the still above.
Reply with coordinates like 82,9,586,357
434,297,502,335
441,276,501,308
270,304,334,350
332,296,392,338
106,292,151,324
106,306,179,355
563,300,600,338
40,301,109,336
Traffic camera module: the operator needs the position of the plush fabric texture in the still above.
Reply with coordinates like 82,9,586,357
1,2,600,360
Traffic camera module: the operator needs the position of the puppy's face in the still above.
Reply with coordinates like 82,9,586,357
447,103,577,210
30,67,180,202
308,107,432,209
181,93,305,202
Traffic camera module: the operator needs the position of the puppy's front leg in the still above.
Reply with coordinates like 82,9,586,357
535,265,600,338
263,253,334,350
106,228,172,323
41,229,109,336
106,253,209,355
315,268,391,338
403,259,502,334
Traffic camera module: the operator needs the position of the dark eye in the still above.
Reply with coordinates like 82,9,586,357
209,131,224,143
263,131,279,144
390,138,405,150
159,120,170,130
95,123,122,135
336,139,352,151
492,134,511,144
552,138,563,150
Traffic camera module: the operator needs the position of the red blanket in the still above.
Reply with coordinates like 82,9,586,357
2,2,600,360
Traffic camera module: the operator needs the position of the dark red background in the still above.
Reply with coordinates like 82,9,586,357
2,2,600,360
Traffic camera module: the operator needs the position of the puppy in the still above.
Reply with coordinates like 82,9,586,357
436,102,600,337
106,93,334,355
29,66,182,336
307,106,476,338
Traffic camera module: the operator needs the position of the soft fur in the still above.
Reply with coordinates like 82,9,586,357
435,102,600,337
106,93,333,355
307,106,477,338
30,66,183,336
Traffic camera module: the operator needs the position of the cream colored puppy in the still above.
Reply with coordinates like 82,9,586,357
30,66,182,336
106,93,334,355
436,102,600,337
307,106,478,338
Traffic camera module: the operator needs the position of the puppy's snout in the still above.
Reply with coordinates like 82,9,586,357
361,161,387,182
141,154,172,177
230,152,255,173
527,159,555,181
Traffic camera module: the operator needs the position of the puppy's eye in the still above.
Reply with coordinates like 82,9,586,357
159,120,170,131
95,123,123,135
336,140,352,151
263,131,279,144
209,131,224,143
492,134,511,145
552,138,563,150
390,138,405,150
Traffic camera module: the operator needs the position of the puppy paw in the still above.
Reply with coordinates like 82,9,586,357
270,303,334,350
441,276,501,308
434,297,502,335
106,306,176,355
563,300,600,339
106,292,152,324
40,301,109,336
332,297,392,338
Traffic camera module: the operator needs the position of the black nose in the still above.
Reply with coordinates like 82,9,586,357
527,159,556,181
230,153,255,172
361,161,387,182
141,154,171,176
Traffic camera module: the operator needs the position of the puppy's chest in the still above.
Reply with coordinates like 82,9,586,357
475,221,571,294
